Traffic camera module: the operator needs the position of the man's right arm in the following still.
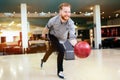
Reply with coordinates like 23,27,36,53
41,17,53,39
41,27,49,39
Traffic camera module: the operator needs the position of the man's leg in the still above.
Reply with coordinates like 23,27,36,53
56,44,65,79
43,34,65,78
42,44,54,62
41,43,55,68
48,35,65,79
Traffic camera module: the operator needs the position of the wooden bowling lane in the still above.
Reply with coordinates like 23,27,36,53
0,49,120,80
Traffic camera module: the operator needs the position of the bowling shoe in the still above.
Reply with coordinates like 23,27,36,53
57,71,64,79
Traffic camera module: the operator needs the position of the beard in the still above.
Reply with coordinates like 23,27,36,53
61,15,70,21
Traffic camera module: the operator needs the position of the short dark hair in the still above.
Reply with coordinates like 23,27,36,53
59,2,71,10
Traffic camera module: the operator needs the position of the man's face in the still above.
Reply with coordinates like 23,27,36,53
59,6,71,21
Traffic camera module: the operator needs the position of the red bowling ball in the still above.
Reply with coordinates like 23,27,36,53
74,41,91,58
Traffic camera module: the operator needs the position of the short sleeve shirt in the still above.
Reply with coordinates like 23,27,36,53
45,15,76,42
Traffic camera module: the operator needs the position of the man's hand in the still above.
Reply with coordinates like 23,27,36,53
69,39,77,46
41,27,49,40
41,34,46,39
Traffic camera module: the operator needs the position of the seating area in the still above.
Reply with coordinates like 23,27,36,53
0,39,47,55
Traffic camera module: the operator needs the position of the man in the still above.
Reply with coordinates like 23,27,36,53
41,2,77,79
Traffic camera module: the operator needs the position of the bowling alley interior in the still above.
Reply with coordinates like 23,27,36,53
0,0,120,80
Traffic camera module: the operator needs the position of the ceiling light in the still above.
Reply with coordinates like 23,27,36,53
39,12,46,16
28,11,30,14
48,12,51,14
34,11,38,14
16,24,21,27
101,12,105,15
73,12,76,14
115,14,119,17
102,12,104,14
13,11,16,14
54,12,57,14
90,7,93,10
79,12,82,14
102,17,104,19
84,12,93,16
109,16,111,18
8,21,15,26
4,12,14,17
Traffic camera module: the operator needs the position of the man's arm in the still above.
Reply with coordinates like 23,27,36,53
69,22,77,46
41,27,49,39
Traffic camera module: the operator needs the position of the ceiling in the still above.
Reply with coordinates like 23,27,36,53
0,0,120,31
0,0,120,18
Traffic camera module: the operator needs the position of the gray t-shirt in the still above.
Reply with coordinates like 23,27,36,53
46,15,76,43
